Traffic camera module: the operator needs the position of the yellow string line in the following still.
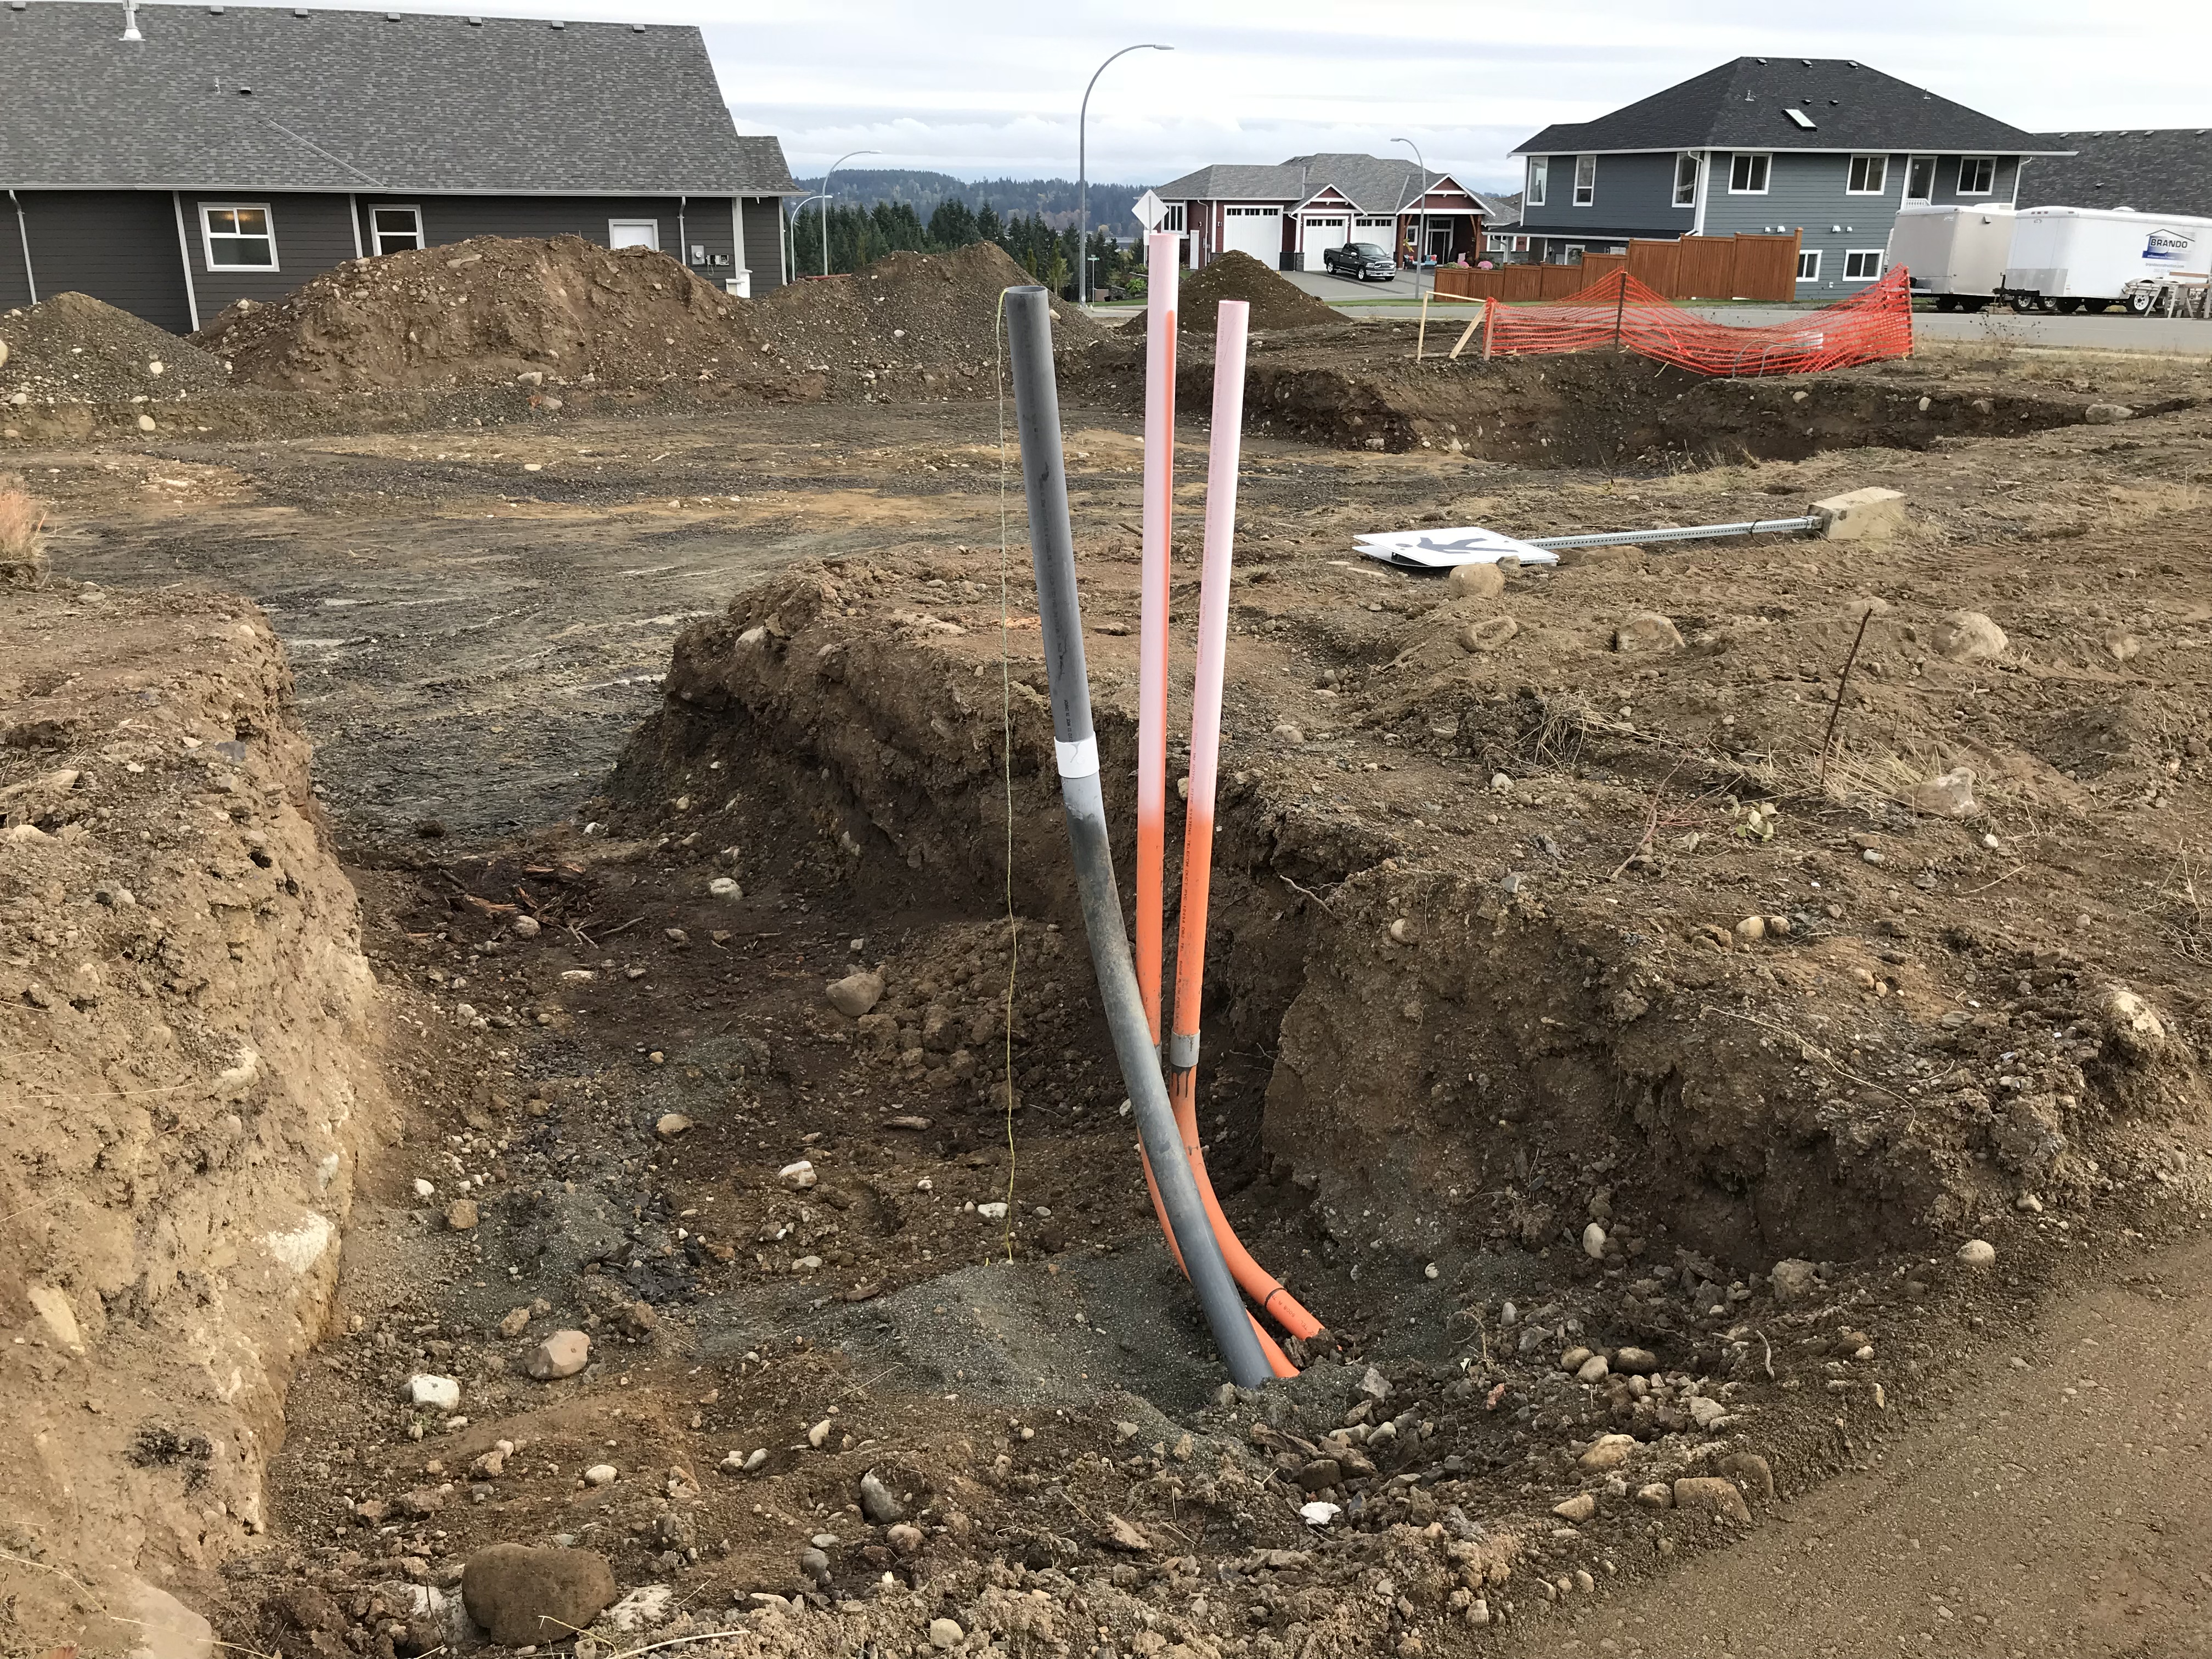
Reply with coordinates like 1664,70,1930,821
994,285,1019,1265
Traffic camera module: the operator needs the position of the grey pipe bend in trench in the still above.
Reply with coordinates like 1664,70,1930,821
1002,285,1273,1390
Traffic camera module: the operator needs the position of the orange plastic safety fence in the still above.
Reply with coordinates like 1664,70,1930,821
1486,266,1914,377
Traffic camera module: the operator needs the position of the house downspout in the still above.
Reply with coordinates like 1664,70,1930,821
678,194,687,270
8,189,36,304
1691,150,1710,237
730,196,746,294
170,192,201,331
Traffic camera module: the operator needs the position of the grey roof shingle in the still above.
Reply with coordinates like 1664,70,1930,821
1,1,798,195
1154,153,1480,215
2021,131,2212,218
1515,57,2062,156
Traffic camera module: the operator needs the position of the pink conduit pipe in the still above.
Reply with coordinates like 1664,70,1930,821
1135,230,1178,1045
1165,298,1324,1347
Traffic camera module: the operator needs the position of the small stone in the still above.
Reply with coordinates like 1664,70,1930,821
461,1544,617,1647
808,1418,833,1448
1578,1434,1635,1473
887,1523,923,1554
743,1448,769,1472
1581,1222,1607,1258
1733,915,1766,943
1911,768,1978,818
1634,1482,1674,1508
2016,1193,2044,1214
1718,1452,1775,1503
1770,1258,1820,1304
511,914,541,938
654,1113,693,1140
1612,1346,1658,1374
1272,722,1306,744
445,1199,480,1231
1576,1355,1611,1385
1444,561,1505,600
2106,631,2142,663
929,1618,964,1649
1612,612,1684,653
1358,1365,1391,1402
1672,1476,1751,1523
780,1160,818,1189
1937,610,2007,662
1099,1513,1151,1552
1297,1458,1344,1492
708,875,741,899
1956,1238,1997,1268
1559,1346,1593,1373
407,1374,460,1412
1458,616,1519,654
528,1330,591,1380
137,413,157,432
1424,1262,1439,1280
1551,1493,1596,1523
859,1470,905,1524
826,970,885,1018
799,1547,831,1583
1686,1395,1729,1429
582,1463,618,1487
412,1178,436,1200
498,1307,531,1339
2084,402,2134,424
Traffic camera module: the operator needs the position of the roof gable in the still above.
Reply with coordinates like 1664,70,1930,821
0,2,798,194
1515,57,2055,156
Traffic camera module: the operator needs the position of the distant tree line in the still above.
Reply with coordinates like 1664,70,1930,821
791,170,1145,232
788,198,1135,297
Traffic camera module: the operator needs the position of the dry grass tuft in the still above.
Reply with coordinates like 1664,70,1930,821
0,474,48,587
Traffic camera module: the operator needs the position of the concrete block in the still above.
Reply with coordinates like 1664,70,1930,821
1813,486,1905,542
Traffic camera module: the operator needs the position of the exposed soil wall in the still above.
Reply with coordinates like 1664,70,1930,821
0,588,391,1653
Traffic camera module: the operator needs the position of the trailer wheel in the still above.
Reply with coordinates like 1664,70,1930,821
2126,292,2154,315
2010,294,2048,314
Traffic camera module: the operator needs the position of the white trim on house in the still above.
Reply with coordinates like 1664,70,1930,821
369,204,424,255
1691,150,1710,234
1843,248,1883,280
1956,156,1996,195
608,217,659,250
346,191,363,259
1511,145,2074,159
200,201,278,269
1527,156,1548,206
1572,154,1595,205
1797,247,1822,281
1845,154,1888,195
1728,153,1770,194
170,191,201,329
1904,155,1936,204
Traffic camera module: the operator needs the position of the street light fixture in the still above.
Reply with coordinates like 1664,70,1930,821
818,148,881,277
1079,42,1172,305
1392,137,1429,301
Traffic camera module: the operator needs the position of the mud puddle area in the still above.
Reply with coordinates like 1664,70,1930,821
5,330,2211,1659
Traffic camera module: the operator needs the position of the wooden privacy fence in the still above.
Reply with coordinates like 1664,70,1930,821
1436,232,1802,303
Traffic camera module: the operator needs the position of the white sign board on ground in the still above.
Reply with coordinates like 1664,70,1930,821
1133,190,1167,232
1355,525,1559,571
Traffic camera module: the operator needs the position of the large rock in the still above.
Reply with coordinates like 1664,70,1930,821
1611,612,1683,653
461,1544,617,1646
1444,561,1505,600
1672,1476,1752,1523
1937,610,2007,661
1769,1257,1820,1304
858,1469,906,1523
1813,486,1906,541
1910,768,1978,817
826,970,884,1018
527,1329,591,1380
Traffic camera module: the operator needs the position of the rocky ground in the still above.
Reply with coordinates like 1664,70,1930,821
1,315,2208,1659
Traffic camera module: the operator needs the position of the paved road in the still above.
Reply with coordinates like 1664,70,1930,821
1093,270,2212,353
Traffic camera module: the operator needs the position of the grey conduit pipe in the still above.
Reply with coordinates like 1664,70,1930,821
1003,285,1274,1389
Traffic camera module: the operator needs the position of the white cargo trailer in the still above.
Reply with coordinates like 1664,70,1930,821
2002,205,2212,314
1884,205,2014,311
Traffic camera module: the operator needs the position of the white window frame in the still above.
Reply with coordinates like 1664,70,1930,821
369,204,423,256
1561,243,1584,264
608,218,660,251
1797,249,1821,281
1159,202,1186,233
1673,152,1699,207
1526,156,1548,207
1904,155,1936,204
200,201,278,270
1572,154,1595,206
1843,248,1883,281
1728,153,1771,195
1846,155,1888,196
1957,156,1996,196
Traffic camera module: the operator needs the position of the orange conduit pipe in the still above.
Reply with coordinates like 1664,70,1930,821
1164,297,1325,1347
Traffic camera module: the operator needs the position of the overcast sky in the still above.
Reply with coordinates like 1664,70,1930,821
320,0,2209,193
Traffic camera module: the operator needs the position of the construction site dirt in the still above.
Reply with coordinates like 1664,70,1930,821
4,290,2211,1659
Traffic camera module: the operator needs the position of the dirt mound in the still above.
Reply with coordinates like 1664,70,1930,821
1180,249,1343,332
192,234,771,393
755,240,1115,370
0,291,234,403
0,588,389,1651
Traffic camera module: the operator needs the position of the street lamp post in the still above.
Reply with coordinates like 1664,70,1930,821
818,148,881,276
1392,137,1429,300
1079,42,1171,305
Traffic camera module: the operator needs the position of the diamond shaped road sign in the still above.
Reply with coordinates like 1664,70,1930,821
1133,189,1167,232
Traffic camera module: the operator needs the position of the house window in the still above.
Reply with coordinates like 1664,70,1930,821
1561,244,1584,264
1673,153,1699,207
1843,249,1883,280
1527,156,1548,207
1846,155,1888,195
1159,202,1186,233
1486,233,1508,250
1957,157,1996,195
1729,153,1770,194
201,203,276,268
1797,249,1821,281
1905,156,1936,203
370,206,422,256
608,219,659,250
1573,154,1595,206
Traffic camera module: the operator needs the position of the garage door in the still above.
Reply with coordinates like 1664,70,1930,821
1223,206,1280,264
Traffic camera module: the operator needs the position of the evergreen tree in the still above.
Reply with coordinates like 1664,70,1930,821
977,203,1003,245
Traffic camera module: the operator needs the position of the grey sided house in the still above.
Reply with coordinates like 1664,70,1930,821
1,0,801,334
1512,57,2068,295
1149,154,1490,272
